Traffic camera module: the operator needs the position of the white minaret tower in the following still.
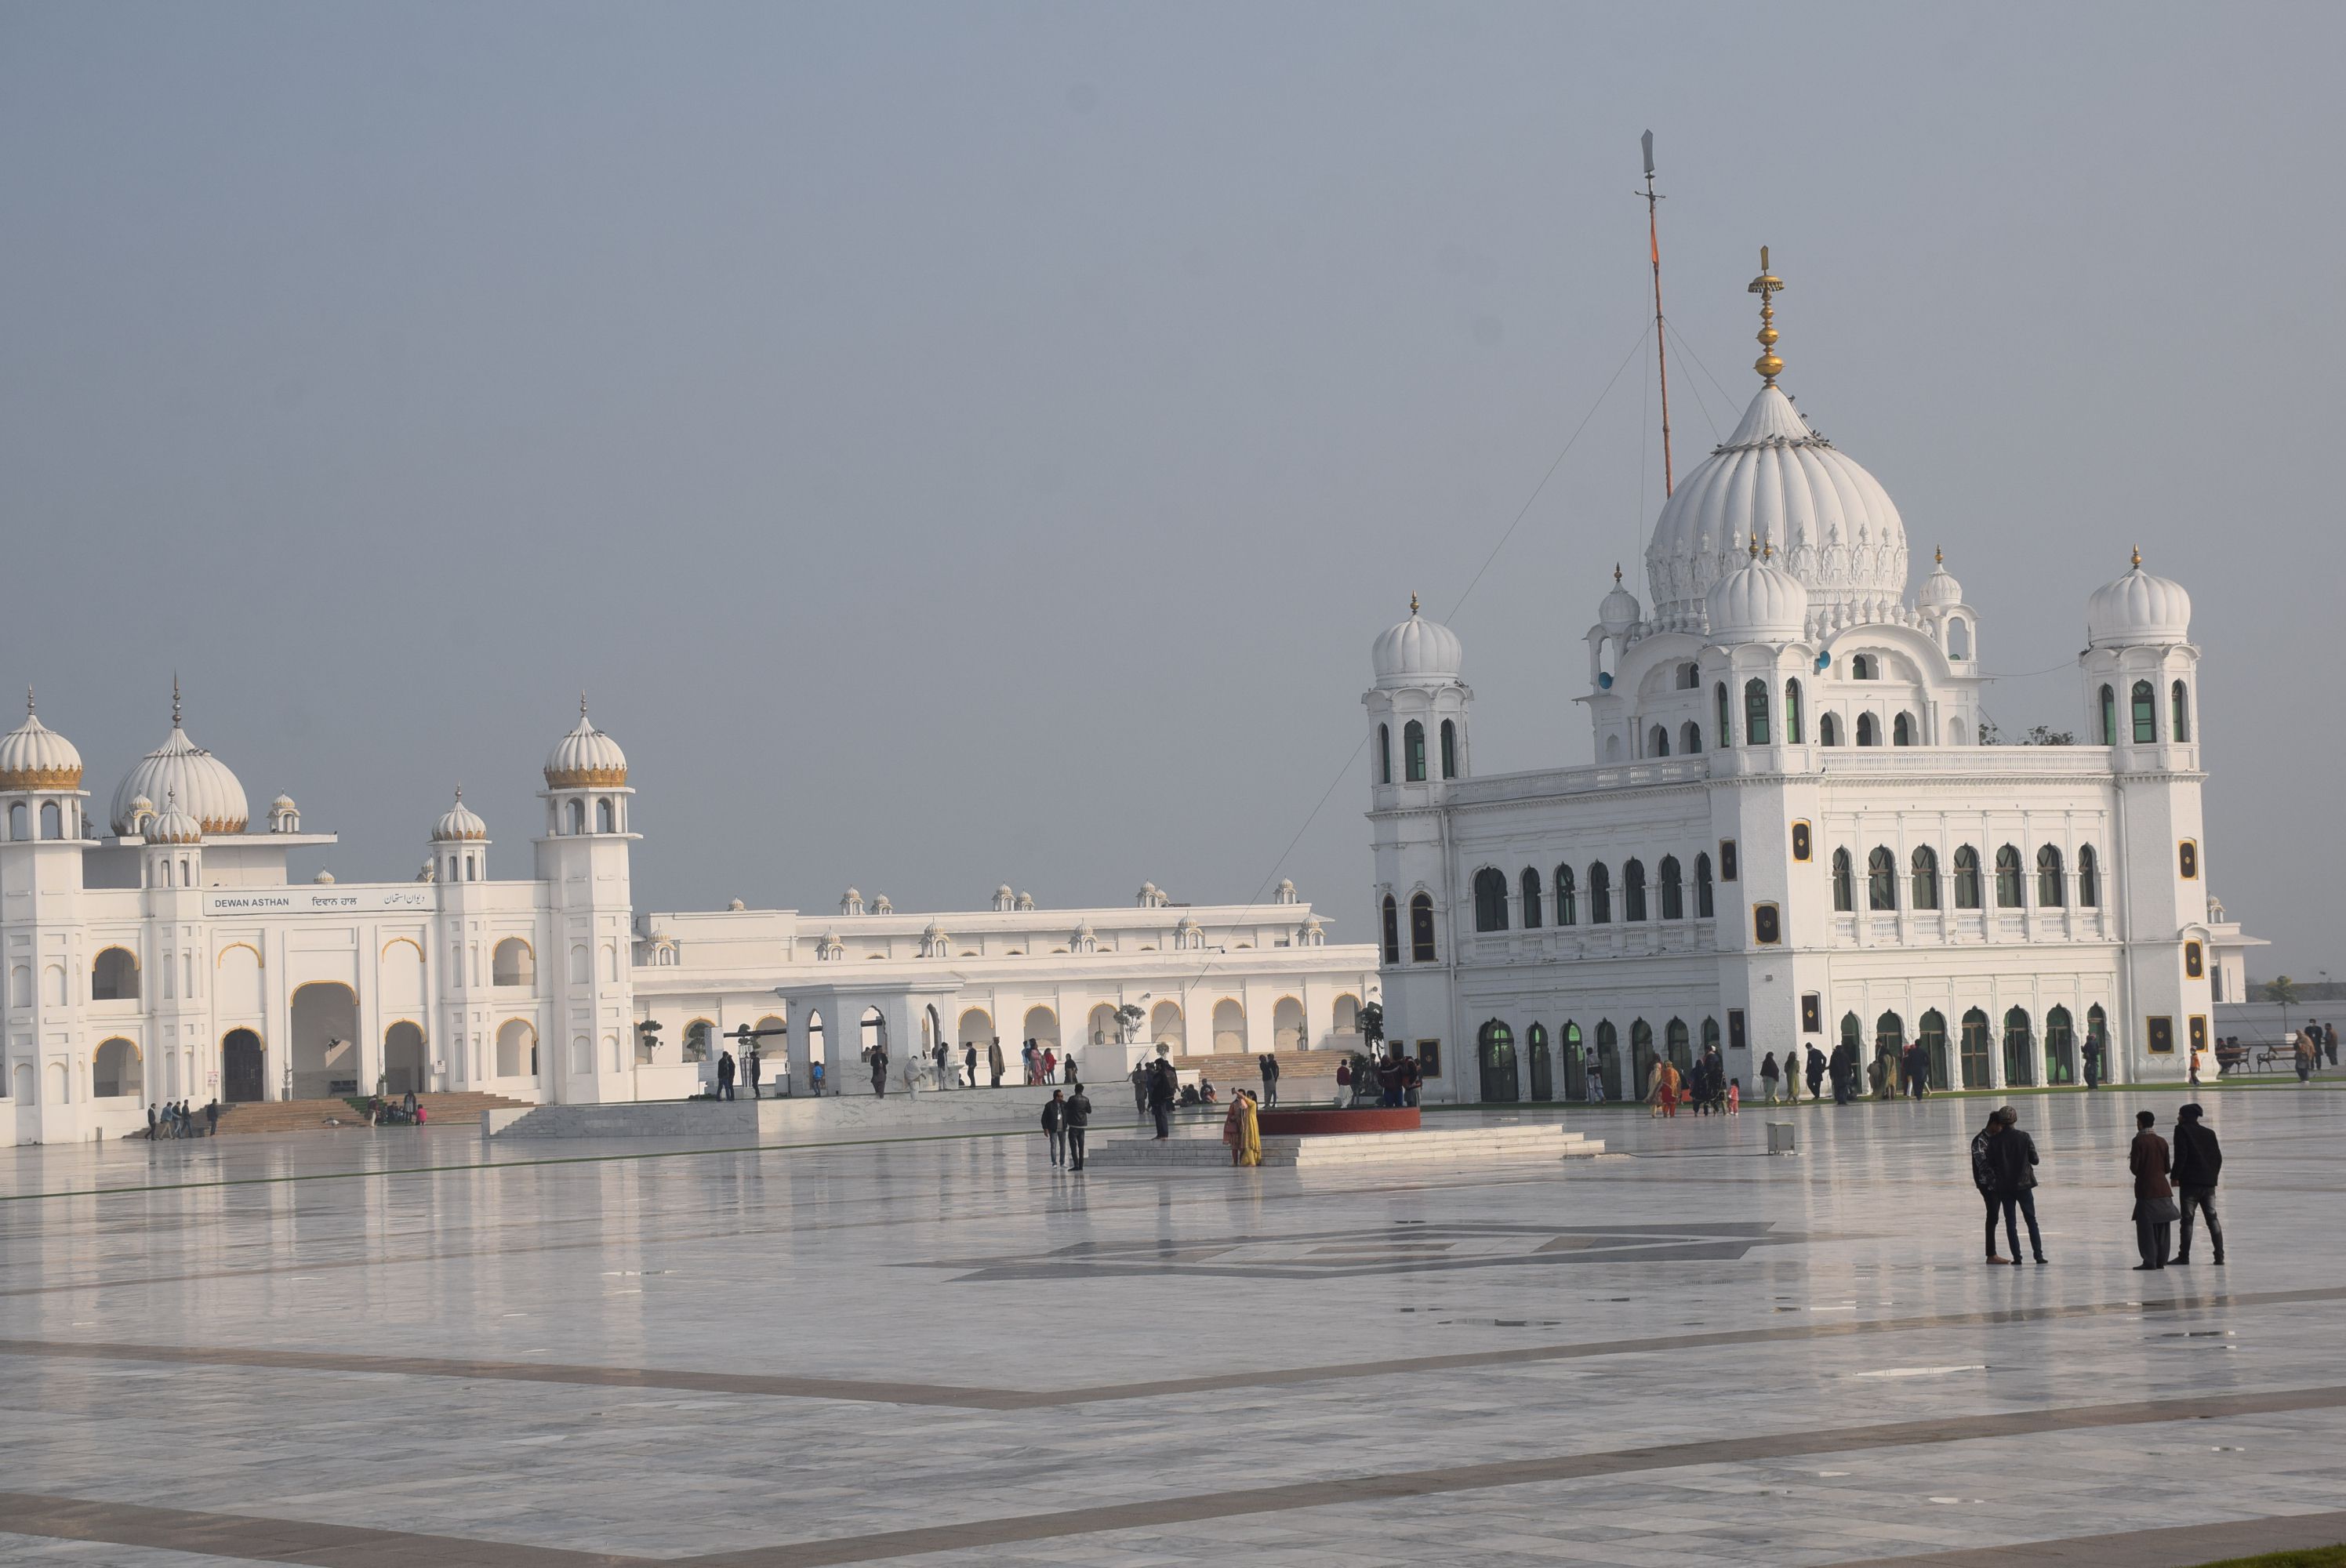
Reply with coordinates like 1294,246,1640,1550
2083,550,2207,1080
535,699,638,1105
1363,597,1470,1075
0,692,92,1137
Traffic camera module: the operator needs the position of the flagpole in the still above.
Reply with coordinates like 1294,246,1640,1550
1640,129,1675,498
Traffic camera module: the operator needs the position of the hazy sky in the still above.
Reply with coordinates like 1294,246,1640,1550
4,2,2341,976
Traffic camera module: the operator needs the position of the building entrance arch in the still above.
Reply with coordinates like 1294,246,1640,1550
2002,1007,2036,1087
1630,1019,1655,1099
1272,996,1306,1051
383,1022,427,1097
1917,1010,1950,1091
1561,1022,1585,1101
290,983,360,1098
1875,1011,1905,1094
1476,1019,1519,1103
1595,1021,1621,1100
2043,1007,2076,1085
1526,1022,1552,1102
1022,1005,1059,1056
957,1008,993,1051
94,1039,142,1099
1959,1008,1992,1088
1149,1000,1184,1052
1211,1000,1244,1054
222,1029,265,1102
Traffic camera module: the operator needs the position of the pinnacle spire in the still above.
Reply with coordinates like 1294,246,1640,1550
1747,245,1786,385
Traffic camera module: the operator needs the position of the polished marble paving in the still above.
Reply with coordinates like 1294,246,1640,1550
0,1085,2341,1565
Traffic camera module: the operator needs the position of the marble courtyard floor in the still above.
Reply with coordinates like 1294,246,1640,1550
1,1086,2341,1566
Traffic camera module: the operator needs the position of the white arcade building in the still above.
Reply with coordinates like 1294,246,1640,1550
0,692,1375,1144
1364,260,2260,1105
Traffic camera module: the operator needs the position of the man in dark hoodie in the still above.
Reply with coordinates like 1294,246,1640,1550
2171,1103,2225,1265
1994,1105,2048,1265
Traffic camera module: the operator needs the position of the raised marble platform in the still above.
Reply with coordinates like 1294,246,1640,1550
1088,1120,1602,1168
1257,1106,1420,1135
482,1086,1070,1139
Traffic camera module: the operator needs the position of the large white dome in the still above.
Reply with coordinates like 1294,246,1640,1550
1645,384,1908,633
0,696,82,791
545,700,629,789
111,699,248,836
1371,598,1464,688
2086,551,2191,648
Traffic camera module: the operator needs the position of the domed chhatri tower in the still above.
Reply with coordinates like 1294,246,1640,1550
1366,249,2250,1104
532,699,639,1106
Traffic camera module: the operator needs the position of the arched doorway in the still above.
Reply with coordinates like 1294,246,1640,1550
92,947,140,1001
93,1038,141,1099
860,1007,888,1065
1526,1022,1552,1102
1562,1022,1585,1101
2086,1004,2111,1084
1149,1000,1184,1052
1630,1019,1655,1099
1875,1011,1904,1094
1087,1003,1120,1049
1665,1018,1691,1073
1476,1019,1519,1103
2002,1007,2036,1087
497,1018,539,1079
1918,1010,1950,1091
1273,996,1306,1051
2043,1006,2076,1085
1959,1007,1992,1089
957,1008,994,1053
222,1029,265,1103
383,1022,427,1096
1022,1005,1059,1057
1596,1021,1622,1101
1211,1000,1244,1053
290,982,360,1098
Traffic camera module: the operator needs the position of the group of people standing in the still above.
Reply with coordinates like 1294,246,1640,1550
1037,1084,1094,1170
711,1047,765,1100
1965,1102,2225,1269
1645,1048,1737,1116
1335,1051,1421,1107
144,1099,216,1138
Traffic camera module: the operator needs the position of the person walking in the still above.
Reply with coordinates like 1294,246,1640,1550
1585,1060,1605,1103
204,1099,220,1135
1804,1044,1827,1103
2170,1103,2224,1265
1131,1062,1150,1121
932,1040,951,1091
1041,1047,1058,1085
1148,1055,1178,1139
1260,1054,1280,1109
1970,1111,2008,1264
1335,1057,1352,1106
716,1050,737,1102
745,1046,763,1100
2294,1030,2316,1084
1993,1105,2048,1264
868,1042,889,1098
1760,1051,1779,1105
964,1043,979,1088
2130,1109,2177,1269
988,1038,1005,1088
1040,1090,1067,1168
2326,1020,2339,1068
1065,1081,1091,1171
144,1104,158,1142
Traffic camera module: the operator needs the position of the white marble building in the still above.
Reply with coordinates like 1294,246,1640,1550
0,691,1375,1144
1366,268,2258,1104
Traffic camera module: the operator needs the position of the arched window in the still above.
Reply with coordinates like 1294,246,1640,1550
1404,720,1426,782
492,938,535,987
2044,1005,2076,1084
2131,680,2156,743
1694,851,1714,917
464,853,478,881
1784,678,1804,742
2003,1007,2036,1087
39,802,62,840
2036,844,2065,907
1893,712,1915,746
1665,1017,1691,1071
1440,718,1458,779
1631,1018,1656,1096
1856,713,1879,746
1952,845,1982,909
1472,868,1509,932
92,947,140,1001
1552,863,1577,926
1743,679,1770,745
1867,847,1898,911
1948,617,1970,659
1377,724,1392,785
1587,862,1612,924
1680,720,1702,754
1851,654,1876,681
1676,662,1700,689
1715,683,1730,746
1831,848,1854,912
597,797,614,833
1380,895,1399,964
567,799,585,834
2170,680,2191,742
1648,724,1670,758
1995,844,2025,907
1622,858,1647,922
1409,893,1436,962
2099,684,2119,745
1658,855,1683,920
1520,866,1543,928
2078,844,2101,908
1819,713,1840,746
1910,845,1940,910
5,802,21,840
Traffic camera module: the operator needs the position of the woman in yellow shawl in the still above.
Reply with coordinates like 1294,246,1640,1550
1222,1089,1263,1166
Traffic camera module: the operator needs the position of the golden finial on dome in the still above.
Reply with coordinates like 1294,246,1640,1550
1748,245,1786,385
1763,540,1775,561
1749,532,1761,559
171,673,182,727
2130,546,2142,569
1409,592,1419,616
24,686,33,717
1612,564,1622,585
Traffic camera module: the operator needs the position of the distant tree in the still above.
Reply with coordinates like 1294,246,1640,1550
1356,1001,1384,1048
2262,975,2299,1007
2023,725,2077,746
1977,720,2002,745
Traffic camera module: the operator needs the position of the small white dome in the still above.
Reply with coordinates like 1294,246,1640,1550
145,792,203,845
271,793,296,811
112,688,248,835
2086,550,2192,648
544,699,628,789
430,789,488,843
1706,546,1810,643
1598,567,1641,634
923,921,946,938
313,870,336,884
1918,547,1964,610
996,884,1014,898
1371,597,1464,688
728,897,746,912
0,695,83,790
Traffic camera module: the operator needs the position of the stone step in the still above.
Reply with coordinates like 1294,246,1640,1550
210,1091,532,1135
1088,1121,1603,1169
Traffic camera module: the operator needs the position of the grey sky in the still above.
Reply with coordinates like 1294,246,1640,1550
3,2,2339,976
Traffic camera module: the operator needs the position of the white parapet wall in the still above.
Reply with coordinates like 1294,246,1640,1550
483,1084,1075,1139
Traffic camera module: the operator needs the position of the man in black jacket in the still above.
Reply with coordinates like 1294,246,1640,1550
1804,1045,1826,1102
1993,1105,2048,1265
1147,1056,1177,1140
1970,1112,2007,1263
1064,1083,1092,1171
2171,1103,2225,1265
